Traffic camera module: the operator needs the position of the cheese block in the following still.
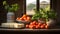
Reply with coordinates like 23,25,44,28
1,23,24,28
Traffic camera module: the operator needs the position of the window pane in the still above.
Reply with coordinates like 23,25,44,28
26,0,36,15
40,0,50,9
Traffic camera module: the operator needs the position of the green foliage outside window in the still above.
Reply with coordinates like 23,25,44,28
27,3,36,11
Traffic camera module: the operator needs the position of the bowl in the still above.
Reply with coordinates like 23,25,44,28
16,20,30,24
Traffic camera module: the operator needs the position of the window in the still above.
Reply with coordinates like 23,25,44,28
25,0,50,15
26,0,36,15
40,0,50,9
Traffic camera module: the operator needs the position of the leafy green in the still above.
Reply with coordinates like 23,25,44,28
32,5,57,22
32,13,42,20
3,1,19,12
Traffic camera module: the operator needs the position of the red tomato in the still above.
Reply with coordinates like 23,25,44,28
21,17,24,19
45,23,47,25
40,25,44,29
36,25,39,29
39,26,41,28
36,23,38,25
23,14,27,17
33,21,36,22
29,25,33,29
26,25,29,28
38,23,41,26
16,17,20,20
33,25,36,27
45,25,48,29
32,21,36,24
42,23,46,26
30,22,33,25
24,20,28,21
19,18,22,20
23,17,27,20
37,24,40,26
27,17,30,20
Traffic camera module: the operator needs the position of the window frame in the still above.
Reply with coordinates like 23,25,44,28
23,0,52,16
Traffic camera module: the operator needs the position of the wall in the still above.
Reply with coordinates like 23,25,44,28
51,0,60,25
56,0,60,25
0,0,7,25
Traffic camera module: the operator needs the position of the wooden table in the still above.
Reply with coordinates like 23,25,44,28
0,25,60,34
0,28,60,34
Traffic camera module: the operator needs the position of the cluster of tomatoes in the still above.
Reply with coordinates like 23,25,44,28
26,21,48,29
16,14,48,29
16,14,31,22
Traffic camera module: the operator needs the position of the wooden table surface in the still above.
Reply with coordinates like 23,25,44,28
0,28,60,33
0,25,60,32
0,28,60,32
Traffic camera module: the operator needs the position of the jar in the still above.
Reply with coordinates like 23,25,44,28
7,12,15,23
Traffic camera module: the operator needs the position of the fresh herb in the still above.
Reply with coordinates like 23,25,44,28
32,5,57,22
3,1,19,12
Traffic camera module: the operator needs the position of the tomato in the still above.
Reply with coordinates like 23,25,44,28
45,25,48,29
40,25,44,29
36,23,38,25
38,23,41,26
36,25,39,29
16,17,20,20
32,21,36,24
26,25,29,28
33,25,36,27
29,25,33,29
30,22,33,25
33,21,37,23
27,17,30,20
25,20,28,22
39,26,41,28
23,14,27,17
19,18,22,20
42,23,46,26
23,17,27,20
36,26,38,29
21,16,23,18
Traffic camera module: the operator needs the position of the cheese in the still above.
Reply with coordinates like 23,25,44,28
1,23,24,28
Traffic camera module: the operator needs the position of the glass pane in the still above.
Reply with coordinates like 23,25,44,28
26,0,36,15
40,0,50,9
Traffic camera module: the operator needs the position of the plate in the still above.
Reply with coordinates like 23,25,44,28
0,23,26,29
